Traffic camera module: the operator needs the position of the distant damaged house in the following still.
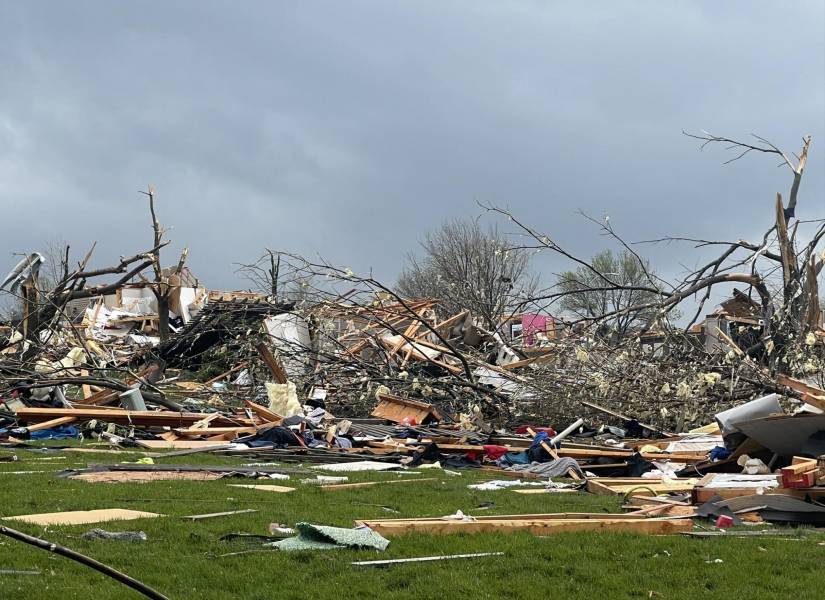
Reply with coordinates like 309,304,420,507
82,266,208,346
700,289,764,354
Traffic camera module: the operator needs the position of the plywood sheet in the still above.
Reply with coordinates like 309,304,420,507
71,471,221,483
3,508,164,527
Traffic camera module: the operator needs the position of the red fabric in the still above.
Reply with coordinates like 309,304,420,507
515,425,556,436
483,445,509,461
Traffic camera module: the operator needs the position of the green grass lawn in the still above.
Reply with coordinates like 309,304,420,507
0,444,822,600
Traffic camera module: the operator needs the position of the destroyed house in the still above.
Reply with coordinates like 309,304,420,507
701,290,765,354
156,295,292,370
501,312,572,347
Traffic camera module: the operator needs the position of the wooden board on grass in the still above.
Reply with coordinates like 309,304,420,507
359,517,693,537
320,478,437,491
71,471,222,483
227,484,295,493
3,508,163,527
135,440,231,450
586,478,698,497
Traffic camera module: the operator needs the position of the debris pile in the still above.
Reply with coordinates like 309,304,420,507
0,132,824,600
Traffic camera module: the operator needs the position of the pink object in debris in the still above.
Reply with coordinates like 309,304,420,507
715,515,734,528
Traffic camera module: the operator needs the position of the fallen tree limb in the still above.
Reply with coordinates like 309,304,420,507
13,377,182,411
0,525,170,600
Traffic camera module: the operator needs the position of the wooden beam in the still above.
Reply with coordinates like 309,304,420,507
80,369,92,400
387,321,422,358
25,416,77,432
16,408,248,428
777,373,825,411
134,441,231,450
320,478,437,491
204,362,248,385
432,443,707,463
432,310,469,334
586,479,696,497
359,518,693,537
255,343,288,384
243,400,284,424
181,509,258,521
172,426,259,436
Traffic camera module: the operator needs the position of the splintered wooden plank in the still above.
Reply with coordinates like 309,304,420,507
320,478,437,491
361,518,693,537
80,369,92,399
16,408,247,428
586,479,696,497
243,400,284,424
82,363,163,406
776,374,825,411
255,343,288,384
3,509,163,527
172,426,259,436
181,509,258,521
71,471,222,483
227,484,295,493
135,440,231,450
25,416,77,432
584,480,619,496
783,458,818,475
357,512,650,524
204,362,248,385
512,488,579,494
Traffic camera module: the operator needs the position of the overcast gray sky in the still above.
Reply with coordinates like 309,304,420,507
1,1,823,296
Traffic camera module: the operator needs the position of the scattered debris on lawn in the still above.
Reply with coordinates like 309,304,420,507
1,132,825,592
268,522,390,551
82,528,148,542
352,552,505,567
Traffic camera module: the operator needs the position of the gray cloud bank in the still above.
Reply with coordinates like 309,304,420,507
0,1,822,299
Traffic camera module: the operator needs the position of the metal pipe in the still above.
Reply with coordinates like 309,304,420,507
549,417,584,447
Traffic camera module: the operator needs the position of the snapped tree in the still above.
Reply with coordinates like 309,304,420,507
140,186,188,342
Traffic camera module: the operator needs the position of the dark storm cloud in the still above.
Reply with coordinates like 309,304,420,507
0,1,822,296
